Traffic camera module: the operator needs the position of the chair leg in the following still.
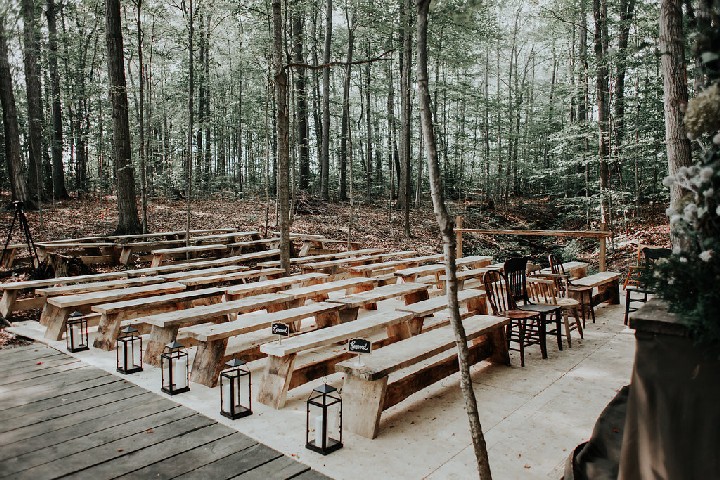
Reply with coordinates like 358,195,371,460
573,307,584,339
555,311,563,351
562,310,572,348
518,322,526,367
538,317,548,360
624,289,631,325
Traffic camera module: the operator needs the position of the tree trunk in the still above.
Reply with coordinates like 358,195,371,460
593,0,610,226
137,0,148,233
365,39,373,203
399,0,412,236
660,0,693,215
320,0,332,200
272,0,291,273
0,16,33,207
339,8,354,202
292,4,310,191
106,0,142,234
416,1,493,478
21,0,44,204
46,0,69,200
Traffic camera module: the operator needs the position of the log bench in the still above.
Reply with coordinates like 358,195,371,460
117,239,187,265
327,282,431,323
349,254,445,277
224,272,329,300
569,271,622,308
256,289,488,409
438,268,490,292
123,255,270,278
394,264,446,283
336,314,510,438
539,261,589,279
36,242,119,265
40,282,187,341
300,255,384,275
159,265,249,282
255,248,385,268
92,287,226,350
181,302,344,387
190,231,261,244
173,267,285,288
140,292,297,366
0,271,132,318
36,276,166,298
150,244,228,267
227,238,281,254
0,244,27,268
275,277,382,309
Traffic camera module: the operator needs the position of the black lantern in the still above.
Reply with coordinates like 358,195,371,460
66,311,89,352
306,383,343,454
116,326,143,374
220,358,252,419
161,341,189,395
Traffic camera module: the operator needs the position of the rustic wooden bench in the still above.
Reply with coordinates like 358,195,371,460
438,268,491,292
349,254,445,277
40,282,187,341
92,287,226,350
394,264,445,283
255,248,385,268
36,242,119,265
0,244,27,268
181,302,344,387
539,261,589,279
0,271,134,318
336,314,510,438
569,271,622,307
150,244,228,267
36,276,166,297
107,228,238,243
224,272,329,300
158,265,248,281
227,238,280,254
140,292,296,366
275,277,381,309
173,267,286,288
117,239,187,265
255,289,488,409
300,255,384,275
122,255,263,278
328,282,430,322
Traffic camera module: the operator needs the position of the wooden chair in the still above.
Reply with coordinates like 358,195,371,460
527,276,583,347
549,253,595,325
483,269,543,367
624,247,671,325
504,257,564,353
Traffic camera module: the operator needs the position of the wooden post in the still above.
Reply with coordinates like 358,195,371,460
599,223,608,272
455,215,463,258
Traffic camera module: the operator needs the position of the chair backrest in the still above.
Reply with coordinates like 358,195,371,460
483,269,517,315
503,257,530,306
641,247,672,265
548,253,566,277
527,278,559,305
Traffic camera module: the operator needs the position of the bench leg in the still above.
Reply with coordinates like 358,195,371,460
466,296,488,315
93,313,121,351
338,307,359,323
0,290,18,318
144,325,179,367
487,326,511,365
601,279,620,305
119,247,132,265
150,254,163,268
386,322,412,341
1,249,16,269
342,375,388,439
315,310,340,329
257,354,297,409
190,339,229,387
43,306,70,341
267,302,289,314
404,290,430,305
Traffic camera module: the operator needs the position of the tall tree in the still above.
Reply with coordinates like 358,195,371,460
416,1,493,478
659,0,692,216
272,0,291,272
0,14,34,208
46,0,69,200
593,0,610,226
136,0,148,232
106,0,142,234
399,0,413,236
21,0,44,202
339,7,354,202
320,0,332,200
292,2,310,191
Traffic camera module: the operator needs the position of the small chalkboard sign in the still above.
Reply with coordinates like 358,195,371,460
271,322,290,337
348,338,371,354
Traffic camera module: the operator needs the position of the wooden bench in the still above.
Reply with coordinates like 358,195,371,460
349,254,445,277
569,271,622,307
117,239,187,265
107,228,238,243
336,314,510,438
539,261,589,279
150,244,228,267
190,231,261,244
0,271,133,318
0,244,28,268
36,242,119,264
227,238,280,254
125,253,280,278
182,302,345,387
91,287,226,350
328,282,430,323
275,277,382,308
255,289,488,409
224,272,329,300
394,264,446,283
159,265,248,282
36,276,166,298
255,248,385,268
300,255,384,275
40,282,187,341
174,268,285,288
438,268,491,292
140,292,296,366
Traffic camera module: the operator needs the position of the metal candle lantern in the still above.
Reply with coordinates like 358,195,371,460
160,341,189,395
220,358,252,419
306,384,343,454
65,311,89,352
116,326,143,374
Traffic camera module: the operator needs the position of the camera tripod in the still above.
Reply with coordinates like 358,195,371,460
1,201,39,271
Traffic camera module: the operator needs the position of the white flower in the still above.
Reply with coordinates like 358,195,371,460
700,167,714,182
700,250,713,262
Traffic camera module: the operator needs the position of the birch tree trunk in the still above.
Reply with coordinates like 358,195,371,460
416,1,492,477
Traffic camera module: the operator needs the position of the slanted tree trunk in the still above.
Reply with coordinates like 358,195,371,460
46,0,69,200
660,0,693,216
272,0,291,273
106,0,142,234
320,0,332,200
21,0,44,203
416,1,492,478
0,16,34,208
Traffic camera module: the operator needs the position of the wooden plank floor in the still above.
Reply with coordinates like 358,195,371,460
0,344,331,480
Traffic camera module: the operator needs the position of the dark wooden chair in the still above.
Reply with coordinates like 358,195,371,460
504,257,564,353
484,269,543,367
624,247,672,325
549,253,594,326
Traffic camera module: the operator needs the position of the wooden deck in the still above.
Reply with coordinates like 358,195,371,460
0,343,330,480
